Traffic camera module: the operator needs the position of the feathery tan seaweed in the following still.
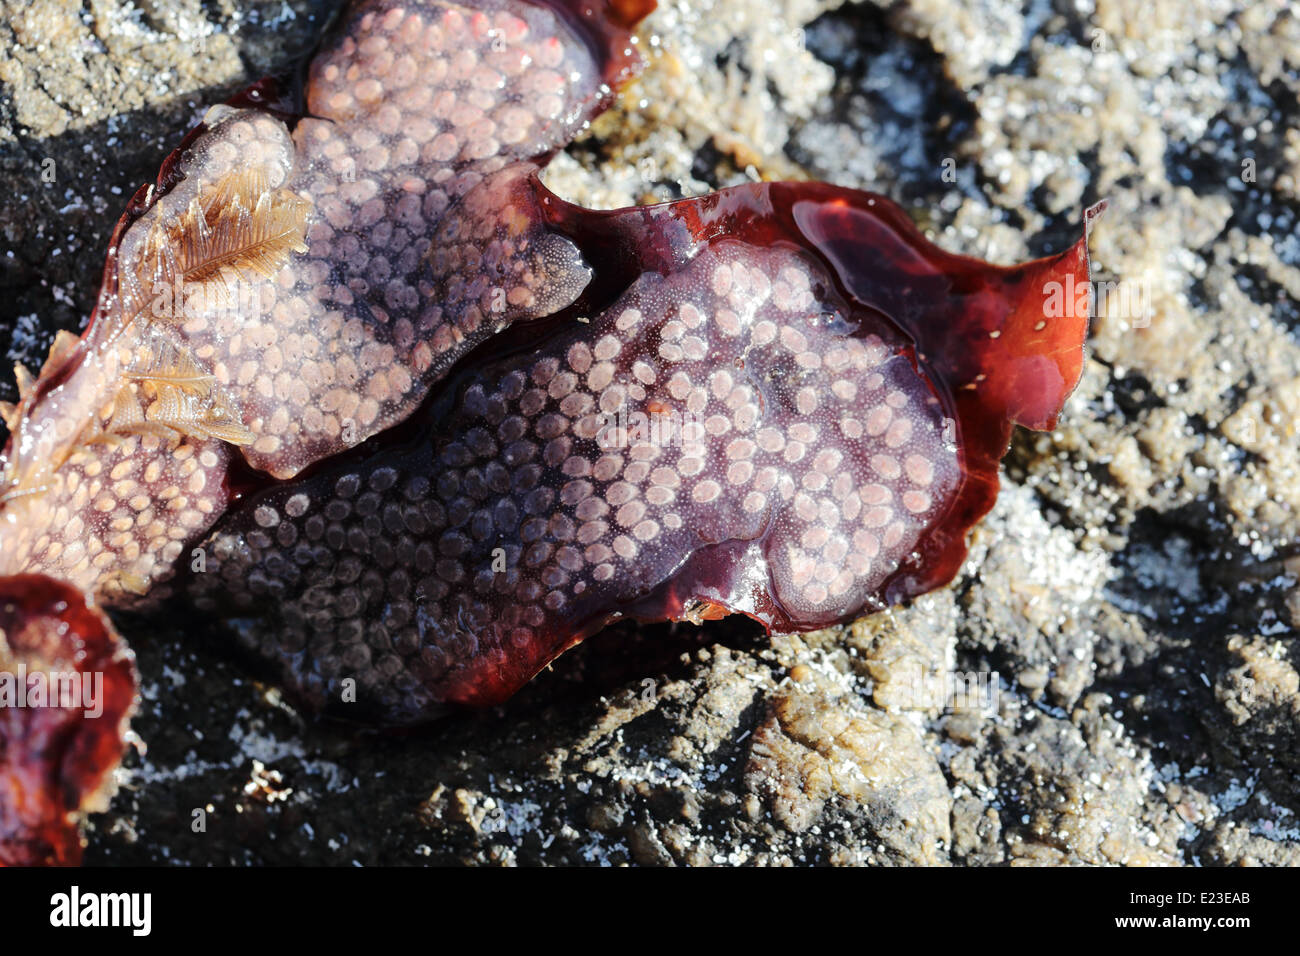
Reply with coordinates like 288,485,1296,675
0,166,309,502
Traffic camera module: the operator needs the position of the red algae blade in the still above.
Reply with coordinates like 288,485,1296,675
0,0,1099,861
0,576,136,866
188,184,1098,719
531,0,656,91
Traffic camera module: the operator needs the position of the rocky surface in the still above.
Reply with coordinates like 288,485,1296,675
2,0,1298,865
